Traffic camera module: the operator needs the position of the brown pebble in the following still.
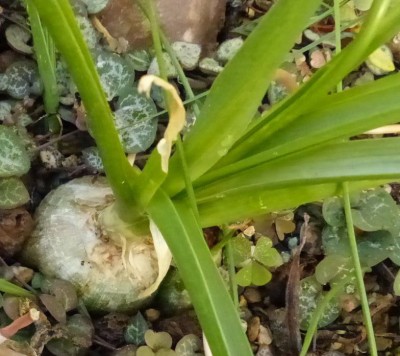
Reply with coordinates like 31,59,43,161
145,308,160,322
247,316,260,343
243,287,262,303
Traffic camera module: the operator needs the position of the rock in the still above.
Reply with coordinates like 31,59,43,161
0,208,33,257
98,0,226,52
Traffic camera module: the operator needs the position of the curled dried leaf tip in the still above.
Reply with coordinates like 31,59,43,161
138,75,186,173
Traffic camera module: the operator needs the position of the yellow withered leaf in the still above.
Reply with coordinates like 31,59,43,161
138,75,186,173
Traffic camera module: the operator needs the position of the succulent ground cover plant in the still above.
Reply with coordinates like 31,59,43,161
1,0,400,354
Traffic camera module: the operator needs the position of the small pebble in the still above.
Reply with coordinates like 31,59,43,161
145,308,160,322
243,287,262,303
216,37,243,63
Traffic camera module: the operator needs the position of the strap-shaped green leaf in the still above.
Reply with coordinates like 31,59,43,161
163,0,323,196
147,191,253,356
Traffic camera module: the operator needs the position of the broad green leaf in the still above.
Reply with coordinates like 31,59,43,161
253,237,282,267
95,50,135,100
0,126,30,177
357,230,395,267
321,226,349,256
351,189,400,232
124,312,149,345
315,255,352,285
0,177,30,209
299,276,340,330
322,196,345,227
175,334,202,356
231,235,251,266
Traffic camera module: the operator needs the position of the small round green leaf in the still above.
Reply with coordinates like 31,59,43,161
250,262,272,286
253,236,283,267
0,177,30,209
231,234,252,266
144,330,173,351
235,263,252,287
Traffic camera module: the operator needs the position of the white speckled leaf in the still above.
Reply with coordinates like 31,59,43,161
95,51,135,100
0,125,30,177
172,42,201,70
81,0,110,14
76,15,99,49
5,60,42,99
147,53,177,78
216,37,243,63
114,89,157,153
0,177,30,209
0,101,14,121
82,146,104,172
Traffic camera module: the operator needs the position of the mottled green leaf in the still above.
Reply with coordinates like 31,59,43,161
95,50,135,100
351,189,400,232
124,312,149,345
175,334,202,356
322,196,345,227
0,177,29,209
5,60,42,99
82,146,104,172
315,255,352,285
114,89,157,153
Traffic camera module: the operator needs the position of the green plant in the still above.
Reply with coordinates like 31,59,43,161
25,0,400,354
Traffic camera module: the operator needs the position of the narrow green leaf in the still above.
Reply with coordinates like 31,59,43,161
148,191,252,356
193,138,400,202
163,0,323,196
221,0,400,164
0,278,34,298
26,1,59,115
29,0,140,210
196,180,390,228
